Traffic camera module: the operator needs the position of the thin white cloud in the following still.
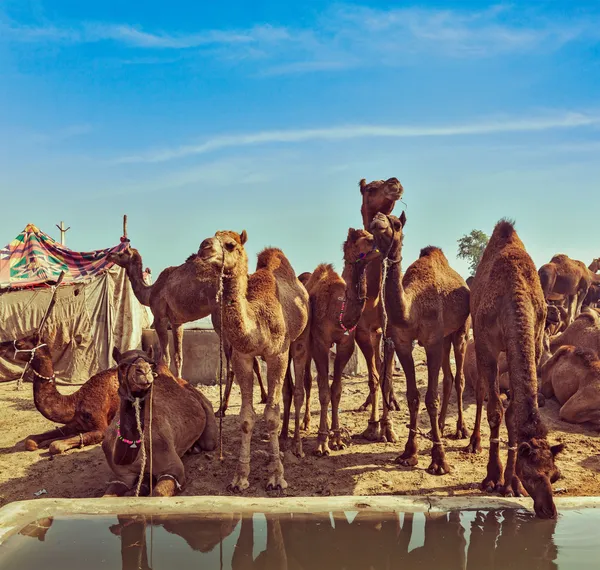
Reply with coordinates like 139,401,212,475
115,112,600,164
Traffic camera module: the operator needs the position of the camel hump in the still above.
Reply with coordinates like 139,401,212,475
492,218,517,240
572,346,600,367
256,248,296,279
419,245,445,260
307,264,336,283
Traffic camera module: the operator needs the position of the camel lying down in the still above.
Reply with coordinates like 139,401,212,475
103,348,217,497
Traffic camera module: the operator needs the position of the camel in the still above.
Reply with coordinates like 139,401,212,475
107,245,267,415
287,230,381,456
465,339,510,395
102,347,217,497
549,309,600,355
538,255,600,325
369,213,470,475
583,283,600,309
540,345,600,425
354,177,404,443
468,219,563,519
198,230,309,491
0,334,119,454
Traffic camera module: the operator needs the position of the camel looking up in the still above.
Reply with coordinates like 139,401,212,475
369,213,471,475
0,334,119,454
198,230,309,492
355,177,404,442
538,255,600,325
470,219,563,519
107,246,267,412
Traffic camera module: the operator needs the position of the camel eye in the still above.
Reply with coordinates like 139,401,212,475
225,242,236,251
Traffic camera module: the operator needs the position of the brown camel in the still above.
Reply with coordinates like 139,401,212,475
549,309,600,355
198,230,309,491
107,245,267,414
0,334,119,454
465,339,510,394
103,347,217,497
354,177,404,443
583,283,600,309
288,230,381,456
540,345,600,425
538,255,600,325
469,219,563,519
369,213,471,475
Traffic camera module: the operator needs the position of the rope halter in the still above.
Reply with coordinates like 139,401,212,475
13,341,54,389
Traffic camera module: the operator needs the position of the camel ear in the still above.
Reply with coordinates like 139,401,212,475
112,347,122,364
551,443,565,457
359,178,366,191
399,211,407,227
239,230,248,245
518,442,533,458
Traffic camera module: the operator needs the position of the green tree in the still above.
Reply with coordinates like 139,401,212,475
457,229,489,276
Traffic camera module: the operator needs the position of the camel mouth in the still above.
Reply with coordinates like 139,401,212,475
369,215,389,234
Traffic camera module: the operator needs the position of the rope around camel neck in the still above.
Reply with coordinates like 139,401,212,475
133,397,147,498
216,238,226,462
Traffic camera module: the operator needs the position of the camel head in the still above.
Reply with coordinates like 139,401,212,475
559,378,600,425
0,333,50,364
359,177,404,229
516,438,564,519
198,230,248,274
369,211,406,260
112,347,157,401
343,228,381,267
107,245,139,268
590,258,600,273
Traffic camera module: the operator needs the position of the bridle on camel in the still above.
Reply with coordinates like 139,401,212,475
13,341,55,387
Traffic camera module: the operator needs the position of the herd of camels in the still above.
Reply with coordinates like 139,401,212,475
2,177,600,520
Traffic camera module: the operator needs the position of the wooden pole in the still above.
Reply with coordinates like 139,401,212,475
55,221,71,246
38,271,65,337
123,215,128,240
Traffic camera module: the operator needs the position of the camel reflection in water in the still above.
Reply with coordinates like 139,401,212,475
18,509,559,570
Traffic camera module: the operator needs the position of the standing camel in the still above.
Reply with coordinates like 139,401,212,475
369,213,470,474
198,230,309,491
538,255,600,325
355,177,404,443
107,246,267,414
284,229,381,456
469,219,563,519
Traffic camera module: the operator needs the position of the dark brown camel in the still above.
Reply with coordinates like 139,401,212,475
103,347,217,497
107,245,267,415
355,177,404,443
469,219,563,519
0,334,119,454
369,213,470,475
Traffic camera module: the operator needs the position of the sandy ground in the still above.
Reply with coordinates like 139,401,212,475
1,346,599,508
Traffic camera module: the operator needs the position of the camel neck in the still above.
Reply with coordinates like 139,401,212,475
382,246,410,325
115,399,145,465
124,255,152,306
221,270,255,352
341,262,368,330
31,351,77,424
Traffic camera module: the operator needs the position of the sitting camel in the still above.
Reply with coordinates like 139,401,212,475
540,345,600,425
198,230,309,491
583,283,600,310
369,213,471,475
0,334,119,454
538,255,600,325
469,219,563,519
285,229,381,456
107,245,267,415
103,347,217,497
549,309,600,355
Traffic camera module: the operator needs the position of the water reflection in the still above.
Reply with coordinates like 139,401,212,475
5,509,571,570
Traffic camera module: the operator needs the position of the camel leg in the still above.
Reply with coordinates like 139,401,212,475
155,317,171,370
280,356,293,447
452,329,469,439
499,401,526,498
330,338,354,451
49,429,106,455
231,516,254,570
228,354,256,493
254,358,268,404
290,332,310,458
356,327,380,414
394,339,420,467
424,339,451,475
264,352,288,491
575,288,587,321
196,392,218,451
24,426,75,451
464,374,485,454
103,480,132,497
382,336,401,411
438,336,454,437
153,452,186,497
566,295,577,325
173,324,184,378
312,342,331,456
478,348,504,493
355,328,382,441
302,357,313,431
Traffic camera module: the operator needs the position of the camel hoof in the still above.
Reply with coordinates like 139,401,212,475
292,440,304,458
301,419,311,432
360,421,381,442
427,460,451,476
395,454,419,467
215,408,227,418
228,475,250,493
329,434,347,451
48,441,67,455
381,422,398,444
464,438,482,454
481,478,502,494
260,394,269,405
266,476,288,491
452,425,470,440
314,442,331,457
25,439,38,451
390,398,401,412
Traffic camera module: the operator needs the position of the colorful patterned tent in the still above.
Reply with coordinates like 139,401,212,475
0,223,127,289
0,224,151,383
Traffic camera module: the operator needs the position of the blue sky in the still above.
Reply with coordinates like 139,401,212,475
1,0,599,280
